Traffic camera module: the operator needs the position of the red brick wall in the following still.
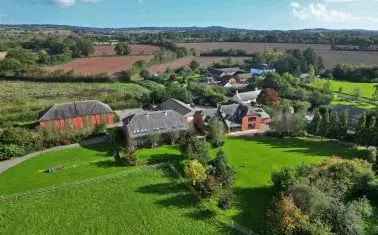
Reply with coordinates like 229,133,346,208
39,113,115,130
241,115,270,131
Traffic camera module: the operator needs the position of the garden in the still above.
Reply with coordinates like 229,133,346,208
0,137,376,234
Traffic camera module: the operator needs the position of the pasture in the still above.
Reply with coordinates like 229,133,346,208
312,79,377,98
0,137,372,234
179,42,378,69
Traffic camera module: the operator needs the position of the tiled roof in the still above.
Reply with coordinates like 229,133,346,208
124,110,189,138
159,98,194,116
39,100,113,121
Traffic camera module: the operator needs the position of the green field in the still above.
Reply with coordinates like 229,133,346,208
312,79,377,98
0,137,376,234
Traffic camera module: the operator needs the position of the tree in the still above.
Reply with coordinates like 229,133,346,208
115,42,131,56
189,60,200,71
320,108,331,137
208,117,225,147
328,111,339,139
372,85,378,102
179,135,211,164
272,109,306,137
185,160,207,186
257,88,281,106
338,110,349,140
355,112,367,145
309,109,322,135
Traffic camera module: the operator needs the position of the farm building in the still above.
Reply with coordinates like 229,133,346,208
39,100,115,130
122,110,189,146
218,103,271,132
159,98,196,122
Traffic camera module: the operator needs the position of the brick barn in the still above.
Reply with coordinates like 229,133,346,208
39,100,115,130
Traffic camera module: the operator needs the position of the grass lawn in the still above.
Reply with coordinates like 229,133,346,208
0,137,373,234
0,165,227,234
312,79,377,98
221,137,366,233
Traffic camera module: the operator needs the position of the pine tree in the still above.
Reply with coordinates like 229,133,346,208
355,113,367,145
309,109,322,135
328,111,339,139
319,108,330,137
338,110,349,140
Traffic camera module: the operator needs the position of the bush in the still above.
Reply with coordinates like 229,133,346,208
185,160,207,186
0,144,26,160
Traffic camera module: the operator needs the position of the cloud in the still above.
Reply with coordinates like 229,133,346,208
53,0,100,8
290,1,378,24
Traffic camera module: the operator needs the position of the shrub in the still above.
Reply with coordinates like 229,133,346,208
184,160,207,186
0,144,26,160
207,117,225,147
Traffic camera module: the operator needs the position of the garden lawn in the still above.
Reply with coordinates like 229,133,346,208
0,145,120,195
0,137,371,234
0,165,227,234
221,137,364,233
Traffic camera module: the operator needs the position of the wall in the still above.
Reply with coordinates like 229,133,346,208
40,113,114,130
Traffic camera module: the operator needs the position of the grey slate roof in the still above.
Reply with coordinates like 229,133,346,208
219,103,270,128
208,67,244,79
123,110,189,138
39,100,113,121
159,98,195,116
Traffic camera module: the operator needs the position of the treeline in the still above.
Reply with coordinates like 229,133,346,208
201,48,249,57
244,48,324,75
0,36,95,75
257,73,332,109
330,64,378,83
309,107,378,149
88,28,378,46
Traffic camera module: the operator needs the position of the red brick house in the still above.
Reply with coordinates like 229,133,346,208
39,100,114,130
217,104,271,132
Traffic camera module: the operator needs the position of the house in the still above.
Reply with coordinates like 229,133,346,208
39,100,115,130
232,89,262,105
159,98,196,122
208,67,244,81
122,110,189,146
250,64,276,77
218,103,271,132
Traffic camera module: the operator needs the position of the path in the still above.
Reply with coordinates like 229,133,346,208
0,136,109,174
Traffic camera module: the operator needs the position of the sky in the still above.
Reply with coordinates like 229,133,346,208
1,0,378,30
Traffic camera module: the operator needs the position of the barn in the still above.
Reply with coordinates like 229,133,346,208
39,100,115,130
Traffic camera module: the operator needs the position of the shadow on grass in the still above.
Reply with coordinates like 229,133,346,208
79,142,115,158
232,136,364,159
232,186,274,234
144,153,182,165
91,160,125,168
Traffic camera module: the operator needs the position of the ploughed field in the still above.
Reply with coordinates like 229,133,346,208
93,44,160,57
47,55,153,76
0,137,372,234
179,42,378,69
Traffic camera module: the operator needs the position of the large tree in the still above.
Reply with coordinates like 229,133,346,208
115,42,131,56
